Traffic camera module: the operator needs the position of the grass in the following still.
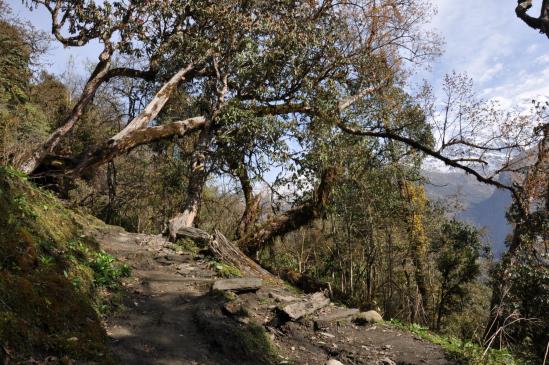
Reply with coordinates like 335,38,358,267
389,320,525,365
0,165,127,363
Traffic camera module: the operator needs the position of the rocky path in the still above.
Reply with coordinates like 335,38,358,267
91,229,219,365
88,227,455,365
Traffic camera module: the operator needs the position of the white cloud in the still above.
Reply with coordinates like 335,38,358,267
479,62,504,84
422,0,549,108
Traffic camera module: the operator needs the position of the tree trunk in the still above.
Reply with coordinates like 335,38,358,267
71,117,206,176
19,57,112,174
28,62,200,178
400,181,432,325
237,168,338,256
176,226,279,282
226,157,261,239
168,126,213,240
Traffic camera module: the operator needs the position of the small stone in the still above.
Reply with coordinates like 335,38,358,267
325,360,344,365
353,310,383,325
378,357,396,365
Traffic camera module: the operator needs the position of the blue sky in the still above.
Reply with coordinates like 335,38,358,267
7,0,549,107
418,0,549,108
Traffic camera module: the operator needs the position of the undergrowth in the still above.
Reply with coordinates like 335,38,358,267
0,166,128,363
389,320,527,365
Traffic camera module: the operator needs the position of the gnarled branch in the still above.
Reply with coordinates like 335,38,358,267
516,0,549,37
236,168,339,256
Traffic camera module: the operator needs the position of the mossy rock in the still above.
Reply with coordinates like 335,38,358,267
192,294,277,365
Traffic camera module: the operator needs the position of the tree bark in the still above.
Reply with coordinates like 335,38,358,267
28,63,203,178
400,181,432,325
226,157,261,239
70,117,206,176
176,227,279,282
168,126,213,240
19,57,112,174
236,168,338,256
516,0,549,37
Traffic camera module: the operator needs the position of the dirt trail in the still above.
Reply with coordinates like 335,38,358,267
87,227,455,365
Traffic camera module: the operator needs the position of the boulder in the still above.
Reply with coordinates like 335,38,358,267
314,308,360,329
268,292,297,303
352,310,383,325
281,292,330,320
326,360,344,365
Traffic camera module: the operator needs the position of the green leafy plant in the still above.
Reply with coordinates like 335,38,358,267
88,251,131,288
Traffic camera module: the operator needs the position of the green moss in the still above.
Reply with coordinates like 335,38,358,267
210,260,243,278
174,238,201,254
0,166,117,363
389,320,526,365
193,296,277,365
235,322,276,360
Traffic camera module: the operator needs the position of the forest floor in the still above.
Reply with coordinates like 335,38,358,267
87,225,455,365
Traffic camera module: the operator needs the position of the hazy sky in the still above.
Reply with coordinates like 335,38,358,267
7,0,549,107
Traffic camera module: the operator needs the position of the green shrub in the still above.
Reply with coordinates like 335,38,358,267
88,251,131,288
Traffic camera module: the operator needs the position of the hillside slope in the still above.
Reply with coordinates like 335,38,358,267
424,170,512,256
0,166,127,364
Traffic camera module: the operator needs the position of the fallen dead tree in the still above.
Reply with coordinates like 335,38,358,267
175,227,279,283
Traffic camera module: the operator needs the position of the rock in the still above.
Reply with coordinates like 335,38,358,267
175,226,212,244
212,278,262,292
268,291,296,303
352,310,383,325
326,360,344,365
281,292,330,320
378,357,396,365
314,308,360,329
222,301,248,316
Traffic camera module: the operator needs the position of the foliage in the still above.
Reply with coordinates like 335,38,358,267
88,251,131,289
432,220,482,330
0,11,55,167
390,320,525,365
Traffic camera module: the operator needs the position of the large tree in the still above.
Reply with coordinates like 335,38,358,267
22,1,543,251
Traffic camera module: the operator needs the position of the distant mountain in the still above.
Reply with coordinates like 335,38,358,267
424,170,495,208
423,170,512,257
